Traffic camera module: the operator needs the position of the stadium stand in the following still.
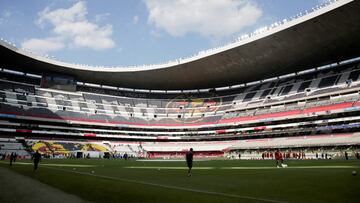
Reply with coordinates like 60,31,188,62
0,0,359,158
0,60,360,149
0,61,359,127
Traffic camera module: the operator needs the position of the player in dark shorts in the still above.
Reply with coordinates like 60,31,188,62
32,150,42,171
186,148,194,177
275,149,284,168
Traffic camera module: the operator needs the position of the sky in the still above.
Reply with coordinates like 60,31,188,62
0,0,326,67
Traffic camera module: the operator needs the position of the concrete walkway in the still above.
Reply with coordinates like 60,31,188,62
0,166,89,203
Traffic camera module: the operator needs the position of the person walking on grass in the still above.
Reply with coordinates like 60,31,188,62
186,148,194,177
9,152,14,166
32,150,41,171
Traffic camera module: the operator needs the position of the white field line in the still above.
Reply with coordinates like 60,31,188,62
125,166,207,170
45,166,288,203
125,166,359,170
136,159,208,162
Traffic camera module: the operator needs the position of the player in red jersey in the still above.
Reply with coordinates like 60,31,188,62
275,149,285,168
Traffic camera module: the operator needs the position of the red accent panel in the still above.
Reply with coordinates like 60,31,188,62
0,101,356,127
254,126,266,131
84,133,96,137
216,130,226,134
40,75,45,88
16,129,32,133
156,136,168,140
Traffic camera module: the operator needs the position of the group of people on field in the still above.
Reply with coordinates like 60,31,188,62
8,152,17,166
2,148,289,176
262,151,306,159
1,152,17,161
5,150,41,170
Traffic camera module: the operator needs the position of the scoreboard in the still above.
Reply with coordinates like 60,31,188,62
40,73,76,91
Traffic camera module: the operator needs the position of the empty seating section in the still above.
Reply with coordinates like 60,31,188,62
0,61,360,127
0,82,13,92
117,97,133,107
259,89,271,99
112,144,134,153
0,138,29,156
101,96,119,111
243,92,256,102
348,69,360,81
0,71,40,86
0,81,35,94
318,75,339,88
280,85,293,96
298,81,312,92
222,96,235,105
83,93,102,103
230,133,360,149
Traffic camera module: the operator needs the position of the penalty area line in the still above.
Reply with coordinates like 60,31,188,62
45,166,287,203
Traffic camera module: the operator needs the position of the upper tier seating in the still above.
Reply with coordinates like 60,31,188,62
0,61,360,127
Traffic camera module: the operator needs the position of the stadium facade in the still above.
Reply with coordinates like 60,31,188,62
0,0,360,159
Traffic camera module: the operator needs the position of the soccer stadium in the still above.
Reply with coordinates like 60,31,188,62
0,0,360,202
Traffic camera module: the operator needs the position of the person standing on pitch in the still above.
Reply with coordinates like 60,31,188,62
186,148,194,177
13,152,17,163
275,149,284,168
9,152,14,166
32,150,41,171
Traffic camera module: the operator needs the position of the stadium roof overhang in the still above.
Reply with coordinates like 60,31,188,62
0,0,360,90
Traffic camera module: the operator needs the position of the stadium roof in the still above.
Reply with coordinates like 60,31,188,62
0,0,360,90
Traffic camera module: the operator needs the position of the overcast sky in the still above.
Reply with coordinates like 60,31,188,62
0,0,325,67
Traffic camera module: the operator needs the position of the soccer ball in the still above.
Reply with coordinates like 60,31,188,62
281,164,288,168
352,171,357,176
91,170,95,174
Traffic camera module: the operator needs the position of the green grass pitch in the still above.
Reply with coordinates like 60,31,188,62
1,159,359,203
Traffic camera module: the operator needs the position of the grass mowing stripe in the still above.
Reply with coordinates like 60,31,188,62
136,159,208,162
0,161,97,167
125,166,359,170
3,162,357,170
45,166,288,203
221,166,359,169
126,166,215,169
